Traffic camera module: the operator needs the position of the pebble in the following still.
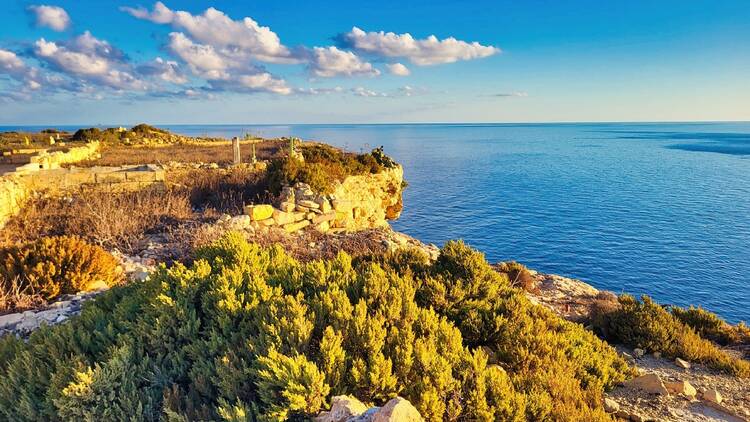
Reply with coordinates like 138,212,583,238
675,358,691,369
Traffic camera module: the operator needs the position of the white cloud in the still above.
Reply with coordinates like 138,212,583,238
386,62,410,76
167,32,229,76
342,27,499,65
122,2,296,63
136,57,188,84
28,5,71,32
493,91,528,97
0,49,28,78
120,1,174,24
33,35,147,91
308,47,379,78
351,86,389,97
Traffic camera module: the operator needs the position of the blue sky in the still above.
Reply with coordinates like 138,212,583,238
0,0,748,124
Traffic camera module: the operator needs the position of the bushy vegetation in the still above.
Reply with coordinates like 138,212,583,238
0,235,631,421
266,144,397,195
591,294,750,377
495,261,536,292
670,305,750,346
0,236,121,301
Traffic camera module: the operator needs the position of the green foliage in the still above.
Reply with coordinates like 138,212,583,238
0,236,122,300
71,127,102,141
0,235,632,421
671,305,750,346
592,294,750,377
131,123,167,134
265,144,395,195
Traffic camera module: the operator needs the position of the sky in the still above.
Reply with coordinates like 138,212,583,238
0,0,748,125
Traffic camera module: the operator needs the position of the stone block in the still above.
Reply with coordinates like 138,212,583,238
283,220,310,233
125,170,156,182
273,209,297,225
312,212,336,225
95,171,127,184
245,204,274,221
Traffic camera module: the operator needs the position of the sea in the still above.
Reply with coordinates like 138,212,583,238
4,122,750,323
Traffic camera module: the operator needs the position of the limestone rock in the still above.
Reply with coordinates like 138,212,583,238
273,209,297,225
284,220,310,233
298,199,320,209
245,204,274,221
315,221,330,233
633,348,645,358
625,373,669,395
313,212,337,225
665,380,697,397
603,397,620,413
702,389,723,405
279,201,296,212
652,351,662,359
0,312,23,328
314,395,369,422
674,357,691,369
371,397,422,422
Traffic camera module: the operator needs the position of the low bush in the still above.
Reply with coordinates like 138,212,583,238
0,236,122,301
591,294,750,377
670,305,750,346
0,235,631,421
266,144,395,195
496,261,536,292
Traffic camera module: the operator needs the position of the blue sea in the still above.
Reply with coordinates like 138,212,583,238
5,122,750,323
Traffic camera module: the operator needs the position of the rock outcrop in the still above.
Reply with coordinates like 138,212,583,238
315,396,422,422
245,165,404,234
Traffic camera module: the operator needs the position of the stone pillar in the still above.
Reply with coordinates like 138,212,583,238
232,137,241,165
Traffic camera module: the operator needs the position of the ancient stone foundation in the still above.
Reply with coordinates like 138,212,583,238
244,165,404,233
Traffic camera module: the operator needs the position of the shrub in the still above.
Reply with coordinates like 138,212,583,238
0,236,631,421
591,294,750,377
71,127,101,141
496,261,536,292
670,305,750,346
0,236,122,300
265,144,394,195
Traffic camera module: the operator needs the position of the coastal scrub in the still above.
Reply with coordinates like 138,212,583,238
0,234,631,421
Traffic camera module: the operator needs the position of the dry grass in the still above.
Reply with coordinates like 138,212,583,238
73,140,288,167
169,167,272,214
0,276,46,315
0,189,194,255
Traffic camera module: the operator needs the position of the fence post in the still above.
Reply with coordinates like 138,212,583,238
232,137,241,165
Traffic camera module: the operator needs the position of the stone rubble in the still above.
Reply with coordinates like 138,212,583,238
315,396,423,422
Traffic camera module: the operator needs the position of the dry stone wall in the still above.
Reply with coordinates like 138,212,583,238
244,165,404,233
0,162,165,228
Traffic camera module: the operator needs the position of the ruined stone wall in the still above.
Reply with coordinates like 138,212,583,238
0,164,165,229
244,165,405,234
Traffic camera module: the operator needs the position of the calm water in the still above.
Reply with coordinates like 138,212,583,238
5,123,750,322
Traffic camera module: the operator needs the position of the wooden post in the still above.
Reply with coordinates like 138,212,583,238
232,136,241,165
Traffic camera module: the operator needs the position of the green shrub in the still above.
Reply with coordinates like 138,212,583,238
265,144,395,195
592,294,750,377
0,236,122,300
671,305,750,346
71,127,101,141
0,235,631,421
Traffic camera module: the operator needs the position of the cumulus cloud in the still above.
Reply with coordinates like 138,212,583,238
33,32,147,91
136,57,187,84
28,5,71,31
308,47,379,78
386,62,410,76
0,49,28,78
341,27,499,65
122,2,296,63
